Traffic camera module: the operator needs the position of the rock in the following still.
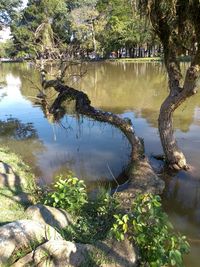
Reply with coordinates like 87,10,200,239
0,219,63,265
97,238,138,267
13,192,33,205
26,204,73,230
13,239,92,267
13,238,138,267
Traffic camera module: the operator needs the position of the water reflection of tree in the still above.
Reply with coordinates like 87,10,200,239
162,173,200,227
0,118,38,140
0,117,44,178
78,63,200,133
0,92,7,103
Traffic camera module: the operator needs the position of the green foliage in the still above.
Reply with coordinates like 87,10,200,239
44,177,190,266
0,40,15,57
63,189,119,243
10,0,69,56
0,0,22,26
44,175,88,214
8,0,157,58
111,193,190,267
45,177,118,244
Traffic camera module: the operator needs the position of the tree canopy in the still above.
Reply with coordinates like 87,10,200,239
0,0,22,27
8,0,157,58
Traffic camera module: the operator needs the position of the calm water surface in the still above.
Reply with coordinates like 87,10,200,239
0,62,199,266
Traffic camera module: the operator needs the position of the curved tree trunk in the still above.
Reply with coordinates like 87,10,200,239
158,96,186,170
148,0,200,170
158,61,200,170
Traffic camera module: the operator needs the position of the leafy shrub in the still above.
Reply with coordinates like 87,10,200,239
111,193,190,267
63,189,119,243
44,175,88,214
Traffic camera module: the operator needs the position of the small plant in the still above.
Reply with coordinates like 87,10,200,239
44,175,88,214
63,189,119,244
111,193,190,267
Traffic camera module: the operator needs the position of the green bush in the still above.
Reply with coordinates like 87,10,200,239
44,177,190,266
44,175,88,214
111,193,190,267
63,189,119,244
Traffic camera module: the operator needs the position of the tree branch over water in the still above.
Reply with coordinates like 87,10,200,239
40,62,142,162
36,60,164,204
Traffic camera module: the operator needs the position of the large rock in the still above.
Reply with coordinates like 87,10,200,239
13,238,138,267
26,204,73,230
97,238,138,267
13,239,92,267
0,220,63,265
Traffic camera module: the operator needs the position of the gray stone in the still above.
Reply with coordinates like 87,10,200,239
12,237,138,267
25,204,73,230
97,238,138,267
13,239,92,267
0,219,63,265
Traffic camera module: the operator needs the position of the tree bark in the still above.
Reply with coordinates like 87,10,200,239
148,0,200,170
158,44,200,170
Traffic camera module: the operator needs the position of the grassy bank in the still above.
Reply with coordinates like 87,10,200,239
106,55,191,63
0,146,37,225
107,57,162,63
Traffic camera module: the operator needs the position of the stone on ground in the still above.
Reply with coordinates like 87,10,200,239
13,240,92,267
0,219,63,265
26,204,73,230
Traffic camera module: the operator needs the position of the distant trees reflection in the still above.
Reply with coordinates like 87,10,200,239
0,117,38,140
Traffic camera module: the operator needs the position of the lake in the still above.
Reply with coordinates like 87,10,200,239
0,62,199,266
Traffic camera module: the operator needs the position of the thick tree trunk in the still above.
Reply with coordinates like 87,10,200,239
158,57,200,170
158,96,187,170
149,2,200,170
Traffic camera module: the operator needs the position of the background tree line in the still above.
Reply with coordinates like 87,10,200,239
1,0,161,59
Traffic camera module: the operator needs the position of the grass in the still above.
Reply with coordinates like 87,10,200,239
107,57,162,63
0,188,29,225
106,55,191,63
0,146,36,192
0,146,37,225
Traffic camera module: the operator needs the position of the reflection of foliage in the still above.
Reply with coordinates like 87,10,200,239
0,118,38,140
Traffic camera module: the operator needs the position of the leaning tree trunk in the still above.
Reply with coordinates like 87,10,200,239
158,96,187,170
158,51,200,170
147,0,200,170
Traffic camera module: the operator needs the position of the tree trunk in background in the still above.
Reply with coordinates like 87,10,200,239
158,96,187,170
158,42,200,170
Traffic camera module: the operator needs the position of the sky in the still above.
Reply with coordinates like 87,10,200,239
22,0,28,8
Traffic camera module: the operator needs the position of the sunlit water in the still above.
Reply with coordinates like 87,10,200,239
0,62,199,266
